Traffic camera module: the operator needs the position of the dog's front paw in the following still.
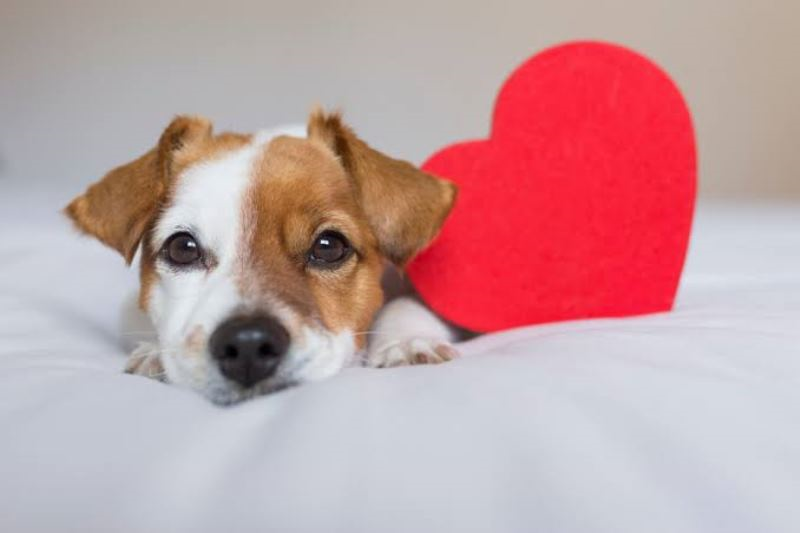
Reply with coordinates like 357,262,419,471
367,339,459,368
124,343,167,382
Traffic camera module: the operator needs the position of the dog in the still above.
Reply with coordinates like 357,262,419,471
65,110,462,404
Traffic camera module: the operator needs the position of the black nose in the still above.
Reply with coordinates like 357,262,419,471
209,315,290,388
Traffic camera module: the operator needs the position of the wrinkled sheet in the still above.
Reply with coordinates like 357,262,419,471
1,191,798,533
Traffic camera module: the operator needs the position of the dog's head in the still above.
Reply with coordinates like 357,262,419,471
65,111,456,404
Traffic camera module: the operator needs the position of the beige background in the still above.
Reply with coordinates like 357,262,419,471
1,0,798,200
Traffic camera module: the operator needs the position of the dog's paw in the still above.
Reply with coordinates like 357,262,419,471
366,339,459,368
124,344,167,382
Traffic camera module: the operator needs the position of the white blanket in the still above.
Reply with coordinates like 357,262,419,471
1,192,798,533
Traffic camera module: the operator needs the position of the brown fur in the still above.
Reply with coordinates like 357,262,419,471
64,115,251,309
241,136,384,347
307,109,457,265
65,116,212,263
236,112,457,348
66,110,457,352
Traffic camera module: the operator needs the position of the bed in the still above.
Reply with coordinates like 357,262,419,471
1,187,798,533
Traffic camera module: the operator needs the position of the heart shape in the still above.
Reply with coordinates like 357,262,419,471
407,41,696,332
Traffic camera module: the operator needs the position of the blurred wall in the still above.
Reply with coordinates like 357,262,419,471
1,0,798,200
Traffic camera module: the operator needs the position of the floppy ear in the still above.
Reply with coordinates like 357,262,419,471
307,109,457,265
64,116,213,264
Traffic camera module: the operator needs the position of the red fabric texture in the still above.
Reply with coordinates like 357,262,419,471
407,41,697,332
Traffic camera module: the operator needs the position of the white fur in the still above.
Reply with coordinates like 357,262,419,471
129,123,458,403
141,126,365,404
366,297,457,367
149,136,262,394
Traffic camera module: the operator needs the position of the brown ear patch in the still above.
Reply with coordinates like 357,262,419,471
64,115,214,264
64,148,162,264
307,109,457,265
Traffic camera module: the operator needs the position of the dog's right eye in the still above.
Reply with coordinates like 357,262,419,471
307,230,352,268
163,232,202,266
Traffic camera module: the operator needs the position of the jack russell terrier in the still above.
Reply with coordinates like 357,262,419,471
65,110,463,404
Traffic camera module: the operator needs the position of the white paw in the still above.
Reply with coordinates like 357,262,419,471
367,338,459,368
124,343,167,381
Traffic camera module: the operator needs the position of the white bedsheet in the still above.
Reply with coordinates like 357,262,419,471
1,191,798,533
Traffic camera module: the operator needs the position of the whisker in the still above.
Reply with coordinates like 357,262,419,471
352,330,414,337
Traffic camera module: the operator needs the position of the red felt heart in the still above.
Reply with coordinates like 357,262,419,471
407,41,696,332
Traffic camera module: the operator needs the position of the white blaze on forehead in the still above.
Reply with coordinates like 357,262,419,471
155,145,257,253
149,135,264,384
153,125,306,265
155,126,305,249
146,126,310,391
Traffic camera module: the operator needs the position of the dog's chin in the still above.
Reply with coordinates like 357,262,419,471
163,362,302,406
203,378,299,406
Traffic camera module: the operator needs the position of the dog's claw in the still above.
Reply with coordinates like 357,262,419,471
124,344,167,382
367,339,460,368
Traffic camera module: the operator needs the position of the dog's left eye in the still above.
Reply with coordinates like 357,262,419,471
308,230,352,267
163,232,202,266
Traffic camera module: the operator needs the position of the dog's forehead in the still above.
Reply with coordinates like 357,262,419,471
154,135,262,250
250,135,356,211
154,130,349,246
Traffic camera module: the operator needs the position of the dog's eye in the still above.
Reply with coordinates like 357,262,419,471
163,232,202,266
308,230,352,267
